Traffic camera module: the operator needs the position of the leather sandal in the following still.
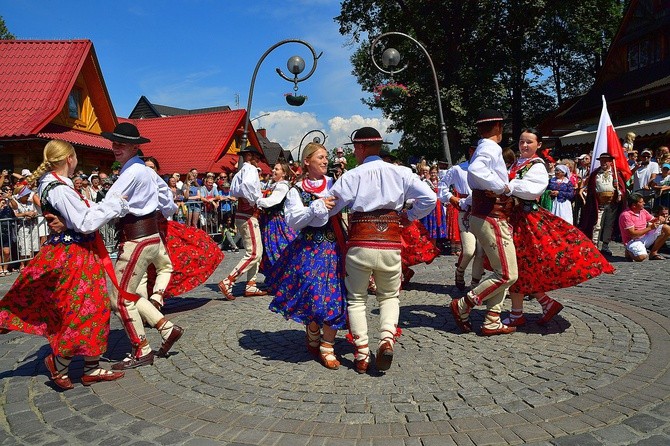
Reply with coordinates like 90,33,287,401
354,344,370,374
450,298,472,333
319,339,340,370
81,360,124,386
156,318,184,357
244,280,268,297
44,354,74,390
305,323,321,356
218,277,236,301
454,269,466,291
537,301,564,325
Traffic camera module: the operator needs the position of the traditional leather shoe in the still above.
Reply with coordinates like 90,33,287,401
157,325,184,357
244,281,268,297
354,344,369,374
44,354,74,390
537,301,564,325
502,314,527,327
81,370,125,386
375,340,394,371
112,351,155,370
218,279,236,300
480,324,516,336
450,299,472,333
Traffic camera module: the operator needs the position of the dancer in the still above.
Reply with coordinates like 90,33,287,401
217,146,267,300
438,146,484,290
450,109,518,336
328,127,436,373
101,123,184,370
502,129,614,327
0,140,126,389
265,142,346,370
257,162,297,274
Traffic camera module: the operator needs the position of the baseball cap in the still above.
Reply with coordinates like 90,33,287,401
662,163,670,170
577,154,589,160
641,149,653,156
21,169,31,177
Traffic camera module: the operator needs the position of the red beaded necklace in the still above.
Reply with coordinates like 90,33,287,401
301,177,326,194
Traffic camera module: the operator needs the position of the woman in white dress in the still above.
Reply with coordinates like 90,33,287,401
548,164,575,225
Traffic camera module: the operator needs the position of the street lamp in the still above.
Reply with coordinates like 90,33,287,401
249,113,270,124
297,129,327,161
370,32,452,167
240,39,322,151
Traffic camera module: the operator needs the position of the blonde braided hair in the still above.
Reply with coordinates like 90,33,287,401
27,140,75,188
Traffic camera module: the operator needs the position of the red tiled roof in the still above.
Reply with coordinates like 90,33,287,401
127,110,265,174
0,40,93,137
37,124,112,151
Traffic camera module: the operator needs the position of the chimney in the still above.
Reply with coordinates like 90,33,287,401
258,128,267,138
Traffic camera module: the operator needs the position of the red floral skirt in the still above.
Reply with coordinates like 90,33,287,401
147,221,224,297
402,220,441,268
0,241,110,357
446,204,461,244
509,205,615,295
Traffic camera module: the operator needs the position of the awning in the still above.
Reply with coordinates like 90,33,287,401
37,124,112,151
560,112,670,146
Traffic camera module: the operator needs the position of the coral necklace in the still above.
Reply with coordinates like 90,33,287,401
301,177,326,194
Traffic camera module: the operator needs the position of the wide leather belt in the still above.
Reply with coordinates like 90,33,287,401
471,189,513,219
348,209,401,249
597,191,615,205
236,197,259,219
119,211,159,241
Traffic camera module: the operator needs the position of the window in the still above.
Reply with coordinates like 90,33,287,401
67,89,81,119
627,36,662,72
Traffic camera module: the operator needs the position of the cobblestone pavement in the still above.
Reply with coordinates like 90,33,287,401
1,243,669,445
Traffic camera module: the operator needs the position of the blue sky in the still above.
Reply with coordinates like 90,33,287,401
3,0,401,156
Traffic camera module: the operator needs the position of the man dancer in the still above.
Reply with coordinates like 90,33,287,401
327,127,436,374
578,152,627,255
100,123,184,369
438,146,484,290
218,146,268,300
450,109,518,336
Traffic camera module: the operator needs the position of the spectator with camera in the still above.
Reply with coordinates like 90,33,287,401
619,192,670,261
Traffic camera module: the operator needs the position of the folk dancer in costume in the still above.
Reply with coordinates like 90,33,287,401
265,143,347,370
100,123,184,370
257,161,298,275
500,129,614,328
450,109,518,336
0,140,126,389
217,146,268,300
328,127,436,374
438,146,484,291
578,152,627,256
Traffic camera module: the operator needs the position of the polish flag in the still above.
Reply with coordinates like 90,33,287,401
590,96,632,181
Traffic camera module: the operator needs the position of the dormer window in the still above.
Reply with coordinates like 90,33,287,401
67,88,81,119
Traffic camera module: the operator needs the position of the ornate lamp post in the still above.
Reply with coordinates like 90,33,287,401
297,129,327,161
370,32,452,167
240,39,322,151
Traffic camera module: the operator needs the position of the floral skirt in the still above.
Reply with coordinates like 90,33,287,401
266,230,347,329
509,206,615,295
402,220,440,268
0,240,110,357
147,221,225,297
259,212,297,276
420,205,448,239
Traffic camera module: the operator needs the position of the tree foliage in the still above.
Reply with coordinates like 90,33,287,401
336,0,625,161
0,16,15,40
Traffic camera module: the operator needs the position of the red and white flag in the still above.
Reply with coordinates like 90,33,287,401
590,96,632,181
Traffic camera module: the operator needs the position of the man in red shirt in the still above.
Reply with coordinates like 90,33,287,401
619,192,670,261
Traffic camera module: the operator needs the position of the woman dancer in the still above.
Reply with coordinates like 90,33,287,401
0,140,127,389
420,165,448,251
503,129,614,327
265,143,346,370
257,162,297,275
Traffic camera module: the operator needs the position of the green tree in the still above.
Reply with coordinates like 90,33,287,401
336,0,625,161
0,16,16,40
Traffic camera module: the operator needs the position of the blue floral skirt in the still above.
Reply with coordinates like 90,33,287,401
420,205,448,239
266,228,347,329
259,212,297,276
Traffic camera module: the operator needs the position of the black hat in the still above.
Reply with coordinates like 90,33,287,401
475,109,504,125
344,127,392,146
597,152,614,160
238,146,265,158
102,123,151,144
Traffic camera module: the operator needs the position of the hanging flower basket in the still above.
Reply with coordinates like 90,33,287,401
373,82,410,103
285,93,307,106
